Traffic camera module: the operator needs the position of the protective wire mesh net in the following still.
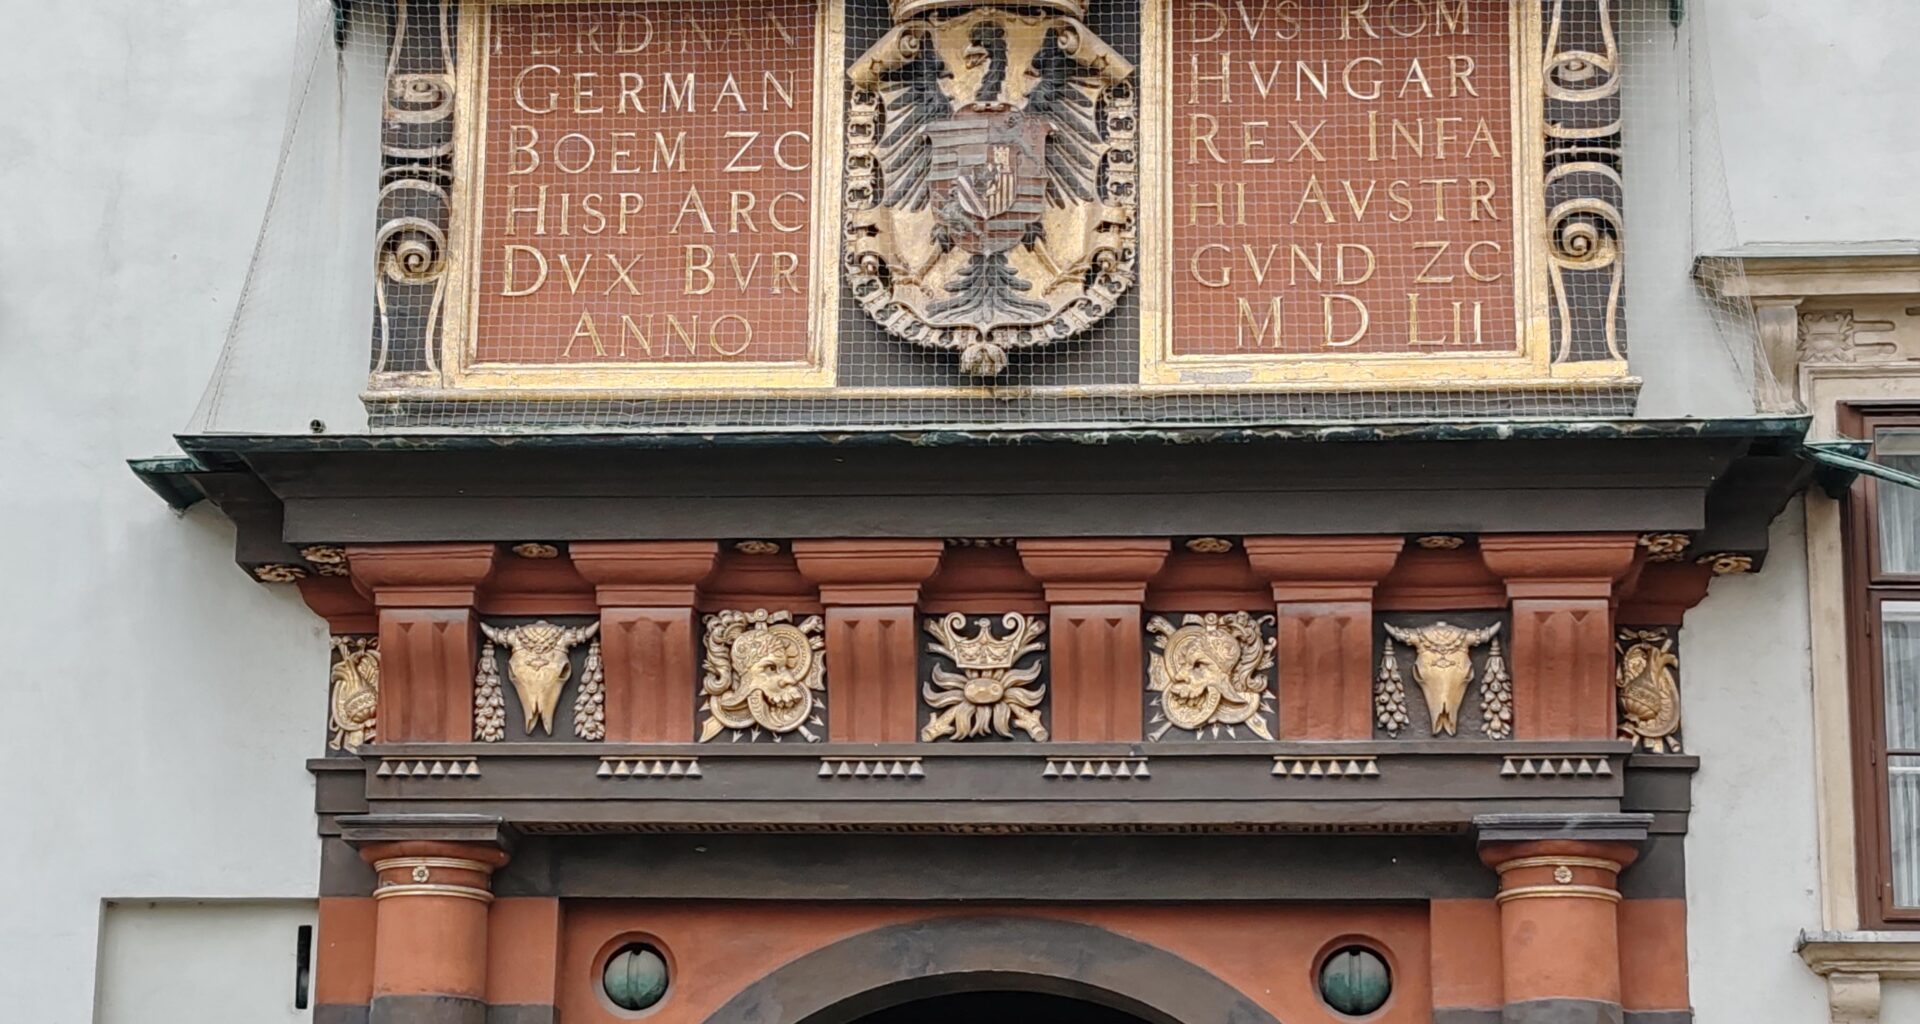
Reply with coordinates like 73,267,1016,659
188,0,1774,435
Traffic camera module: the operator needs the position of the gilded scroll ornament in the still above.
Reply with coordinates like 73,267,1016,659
1616,627,1681,753
1374,639,1411,737
846,0,1137,376
478,621,601,737
1697,552,1754,575
922,612,1049,742
572,639,606,742
1637,532,1690,562
302,545,351,576
1146,613,1276,741
369,0,456,377
328,637,380,752
1382,622,1502,737
474,640,506,743
1542,0,1626,363
253,564,307,583
510,542,559,559
700,610,827,742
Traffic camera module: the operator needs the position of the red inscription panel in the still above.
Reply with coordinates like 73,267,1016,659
1170,0,1516,356
469,1,818,365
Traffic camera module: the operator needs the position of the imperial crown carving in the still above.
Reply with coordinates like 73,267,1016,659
846,0,1137,376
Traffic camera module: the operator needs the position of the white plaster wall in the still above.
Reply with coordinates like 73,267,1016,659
1703,1,1920,246
1682,500,1830,1023
0,0,324,1019
1882,980,1920,1022
96,901,316,1023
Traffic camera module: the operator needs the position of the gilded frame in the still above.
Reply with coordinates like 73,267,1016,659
1136,0,1627,390
433,0,845,393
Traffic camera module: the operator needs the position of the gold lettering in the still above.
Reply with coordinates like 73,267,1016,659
509,126,541,175
1242,120,1275,164
604,252,643,295
1190,243,1233,287
1190,114,1225,164
553,132,595,174
1464,240,1505,281
1190,53,1232,103
617,193,644,235
1414,241,1455,283
580,193,607,235
1342,180,1377,220
1407,292,1446,346
572,71,603,113
710,314,754,355
1242,243,1279,285
1465,119,1500,158
653,131,686,172
728,191,759,232
1449,55,1478,96
501,244,548,296
556,253,591,293
618,72,646,113
774,131,810,171
762,71,795,110
727,252,761,289
1290,175,1336,224
725,131,763,173
608,132,642,174
685,244,715,295
513,65,562,115
1400,57,1432,97
506,184,548,236
1237,296,1283,348
714,73,747,112
1288,119,1326,162
1323,293,1370,347
662,73,694,112
1341,1,1378,40
1336,243,1376,285
768,191,806,233
1289,244,1322,284
620,314,652,356
671,187,715,233
1469,177,1499,221
771,251,800,294
1188,182,1247,225
1342,57,1385,101
563,311,608,357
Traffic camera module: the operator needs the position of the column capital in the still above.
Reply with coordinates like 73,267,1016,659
792,539,945,605
1479,534,1639,599
1244,535,1405,601
1017,538,1170,603
571,540,719,605
1474,812,1652,849
339,813,515,856
1476,812,1648,881
346,543,499,607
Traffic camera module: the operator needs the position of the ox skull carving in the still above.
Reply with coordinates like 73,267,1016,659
479,621,600,735
1382,621,1501,736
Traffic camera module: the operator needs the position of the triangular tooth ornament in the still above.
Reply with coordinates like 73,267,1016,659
1597,760,1614,776
1042,762,1060,778
1346,760,1365,775
686,762,703,778
1559,759,1577,775
1292,762,1307,776
464,761,481,777
1575,759,1594,776
666,761,685,777
613,761,633,777
1500,759,1517,776
377,762,394,777
1519,760,1538,777
596,761,613,777
412,760,430,776
907,762,924,778
1096,762,1115,778
818,761,834,777
1362,760,1380,777
1308,762,1325,777
854,762,872,778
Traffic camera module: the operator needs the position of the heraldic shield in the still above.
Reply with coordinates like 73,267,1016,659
846,0,1137,377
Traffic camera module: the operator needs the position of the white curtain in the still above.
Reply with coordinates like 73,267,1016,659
1884,602,1920,907
1878,429,1920,573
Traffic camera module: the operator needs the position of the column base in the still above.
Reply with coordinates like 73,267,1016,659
1500,998,1621,1024
370,994,486,1024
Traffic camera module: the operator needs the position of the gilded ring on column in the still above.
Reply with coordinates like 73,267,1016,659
1495,883,1622,904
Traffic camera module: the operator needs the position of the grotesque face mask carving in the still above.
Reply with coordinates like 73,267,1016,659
478,621,600,736
1147,613,1276,741
701,610,826,742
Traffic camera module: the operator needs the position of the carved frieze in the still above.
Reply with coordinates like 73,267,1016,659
478,621,601,737
1145,612,1275,741
1379,620,1505,738
845,0,1137,376
328,637,380,753
700,610,828,742
921,612,1049,742
1616,626,1681,753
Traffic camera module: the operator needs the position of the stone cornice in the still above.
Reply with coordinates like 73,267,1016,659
1797,930,1920,978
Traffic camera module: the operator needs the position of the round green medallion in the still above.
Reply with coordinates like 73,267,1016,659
603,944,669,1012
1318,946,1391,1017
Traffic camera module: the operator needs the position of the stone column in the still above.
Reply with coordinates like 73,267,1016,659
1245,536,1405,739
348,545,499,742
793,540,945,742
1476,814,1649,1024
1018,539,1170,741
1479,535,1638,739
346,816,512,1024
571,542,719,742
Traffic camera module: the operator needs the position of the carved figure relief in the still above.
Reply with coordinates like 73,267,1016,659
700,610,827,742
922,612,1048,742
846,0,1137,376
1381,621,1503,737
478,621,601,736
1616,627,1681,752
1146,613,1276,741
328,637,380,753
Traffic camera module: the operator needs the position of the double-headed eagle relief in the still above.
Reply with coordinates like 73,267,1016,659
847,0,1137,376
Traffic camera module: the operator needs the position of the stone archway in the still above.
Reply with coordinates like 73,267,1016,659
699,915,1284,1024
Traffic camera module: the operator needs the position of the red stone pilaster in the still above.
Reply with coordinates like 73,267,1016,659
1245,536,1405,739
1477,815,1646,1024
1617,560,1714,627
570,542,719,742
348,545,498,743
1018,539,1170,741
793,540,945,743
361,839,510,1024
1480,535,1637,739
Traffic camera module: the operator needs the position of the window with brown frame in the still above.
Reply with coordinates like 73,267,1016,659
1845,406,1920,927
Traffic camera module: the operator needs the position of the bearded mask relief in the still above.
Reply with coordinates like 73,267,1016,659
1146,613,1276,741
700,609,827,743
